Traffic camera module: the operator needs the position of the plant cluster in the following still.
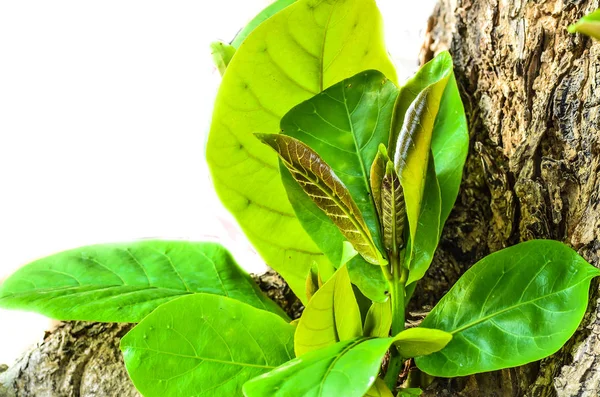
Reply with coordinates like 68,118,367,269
1,1,599,396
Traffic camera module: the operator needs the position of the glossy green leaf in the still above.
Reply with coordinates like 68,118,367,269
406,157,442,285
246,327,449,397
568,9,600,40
392,52,451,263
364,300,392,338
430,73,469,227
295,265,362,356
393,327,452,358
210,41,236,76
415,240,600,377
392,51,466,231
243,337,392,397
281,70,398,261
0,241,285,322
206,0,396,302
231,0,298,48
121,294,295,396
258,133,383,266
365,378,394,397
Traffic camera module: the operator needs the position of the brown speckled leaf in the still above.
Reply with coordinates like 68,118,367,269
256,133,383,265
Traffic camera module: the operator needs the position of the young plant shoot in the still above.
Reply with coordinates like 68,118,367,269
1,1,599,396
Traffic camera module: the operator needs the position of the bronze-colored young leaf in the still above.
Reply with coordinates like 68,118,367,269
370,144,390,220
257,133,383,266
381,161,406,253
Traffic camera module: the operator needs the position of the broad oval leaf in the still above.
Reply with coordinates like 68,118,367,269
206,0,396,302
568,9,600,40
281,70,398,263
393,327,452,358
243,337,392,397
295,265,362,356
415,240,600,377
364,300,392,338
0,240,285,322
258,133,383,265
121,294,295,396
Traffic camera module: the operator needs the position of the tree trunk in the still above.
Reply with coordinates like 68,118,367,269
412,0,600,396
0,271,302,397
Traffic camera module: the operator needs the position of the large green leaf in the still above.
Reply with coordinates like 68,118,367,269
0,241,285,322
415,240,600,377
243,337,391,397
258,133,383,265
206,0,396,302
121,294,295,396
281,70,398,260
231,0,298,48
244,328,450,397
568,9,600,40
295,265,362,357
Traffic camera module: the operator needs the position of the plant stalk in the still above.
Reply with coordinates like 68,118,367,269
383,251,407,393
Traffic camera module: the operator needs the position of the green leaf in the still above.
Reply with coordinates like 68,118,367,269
364,300,392,338
393,327,452,358
245,327,448,397
392,52,452,265
121,294,295,397
206,0,396,302
231,0,298,48
243,337,392,397
210,41,236,76
0,241,285,322
347,255,389,302
415,240,600,377
431,73,469,227
281,70,398,261
406,156,442,285
258,133,384,266
295,265,362,356
568,9,600,40
365,378,394,397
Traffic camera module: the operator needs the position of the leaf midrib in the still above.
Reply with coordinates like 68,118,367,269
449,277,590,335
127,346,275,370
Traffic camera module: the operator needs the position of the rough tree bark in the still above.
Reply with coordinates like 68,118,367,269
411,0,600,396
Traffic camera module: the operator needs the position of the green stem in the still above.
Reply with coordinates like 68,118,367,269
383,253,407,393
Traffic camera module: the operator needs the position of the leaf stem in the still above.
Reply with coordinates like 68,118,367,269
384,250,408,393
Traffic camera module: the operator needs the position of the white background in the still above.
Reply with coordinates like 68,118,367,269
0,0,436,365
